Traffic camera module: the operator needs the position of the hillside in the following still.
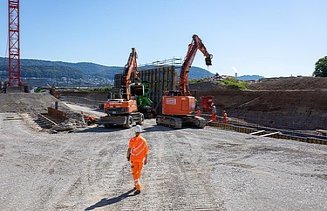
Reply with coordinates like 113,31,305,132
237,75,263,81
190,77,327,130
249,77,327,90
0,57,214,86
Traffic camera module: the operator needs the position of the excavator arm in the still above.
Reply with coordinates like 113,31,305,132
122,48,139,100
179,34,212,96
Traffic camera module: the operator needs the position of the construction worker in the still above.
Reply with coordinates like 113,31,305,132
84,115,96,126
3,81,7,93
211,103,217,114
222,110,228,124
127,125,149,195
210,113,218,122
195,106,201,116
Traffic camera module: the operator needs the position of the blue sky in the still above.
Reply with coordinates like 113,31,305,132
0,0,326,77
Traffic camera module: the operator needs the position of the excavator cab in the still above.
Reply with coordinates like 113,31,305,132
163,90,182,96
130,83,144,96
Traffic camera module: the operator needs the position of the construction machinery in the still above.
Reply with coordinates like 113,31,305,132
136,81,155,118
100,48,145,128
156,34,213,128
201,95,214,113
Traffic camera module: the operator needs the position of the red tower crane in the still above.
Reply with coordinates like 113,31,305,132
8,0,21,87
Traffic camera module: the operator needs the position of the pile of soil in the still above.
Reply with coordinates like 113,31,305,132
190,81,226,91
0,93,71,118
192,78,327,130
249,77,327,90
59,90,107,109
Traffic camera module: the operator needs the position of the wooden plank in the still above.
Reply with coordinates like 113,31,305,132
250,130,266,135
260,131,281,137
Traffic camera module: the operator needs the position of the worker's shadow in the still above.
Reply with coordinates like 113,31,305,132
84,189,136,210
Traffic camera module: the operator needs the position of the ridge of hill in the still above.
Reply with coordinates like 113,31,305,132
237,75,263,81
0,57,214,86
249,77,327,90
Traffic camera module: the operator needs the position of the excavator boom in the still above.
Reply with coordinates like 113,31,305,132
179,34,213,96
122,48,139,100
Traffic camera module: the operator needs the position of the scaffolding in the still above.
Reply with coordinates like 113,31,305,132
139,57,182,70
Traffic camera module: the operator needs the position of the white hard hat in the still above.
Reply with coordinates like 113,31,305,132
134,125,142,133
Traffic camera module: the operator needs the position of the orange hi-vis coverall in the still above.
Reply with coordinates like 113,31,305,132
210,113,218,122
128,135,149,191
223,111,228,124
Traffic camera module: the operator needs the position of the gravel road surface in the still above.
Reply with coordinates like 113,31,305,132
0,113,326,210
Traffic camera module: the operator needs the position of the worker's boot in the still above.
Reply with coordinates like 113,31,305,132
134,182,141,194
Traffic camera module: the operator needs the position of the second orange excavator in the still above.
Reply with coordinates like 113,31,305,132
100,48,145,128
156,34,213,128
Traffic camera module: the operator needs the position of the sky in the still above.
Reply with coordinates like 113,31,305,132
0,0,326,77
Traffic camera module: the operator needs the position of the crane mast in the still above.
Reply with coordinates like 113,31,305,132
179,34,212,96
8,0,21,87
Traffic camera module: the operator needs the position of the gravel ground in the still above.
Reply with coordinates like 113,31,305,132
0,112,326,210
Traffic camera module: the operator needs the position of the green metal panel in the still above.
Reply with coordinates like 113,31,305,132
113,66,178,113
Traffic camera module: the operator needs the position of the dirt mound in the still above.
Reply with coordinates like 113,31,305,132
0,93,71,117
59,91,107,108
193,89,327,130
207,77,327,130
190,81,226,91
249,77,327,90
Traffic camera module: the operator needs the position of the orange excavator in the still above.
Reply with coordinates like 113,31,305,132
100,48,145,128
156,34,213,128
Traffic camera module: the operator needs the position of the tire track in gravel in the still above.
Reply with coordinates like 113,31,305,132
53,138,122,209
117,126,173,210
56,130,136,210
116,125,227,210
172,129,226,210
0,114,82,210
105,126,155,210
29,140,79,210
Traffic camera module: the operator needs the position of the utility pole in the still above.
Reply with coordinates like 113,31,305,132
8,0,21,87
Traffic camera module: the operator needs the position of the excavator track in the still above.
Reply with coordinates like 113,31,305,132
182,116,207,128
156,115,206,129
156,115,182,129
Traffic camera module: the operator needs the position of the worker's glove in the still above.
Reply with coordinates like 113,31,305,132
144,158,148,165
127,154,130,161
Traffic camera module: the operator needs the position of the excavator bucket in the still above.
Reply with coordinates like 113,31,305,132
205,56,212,66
